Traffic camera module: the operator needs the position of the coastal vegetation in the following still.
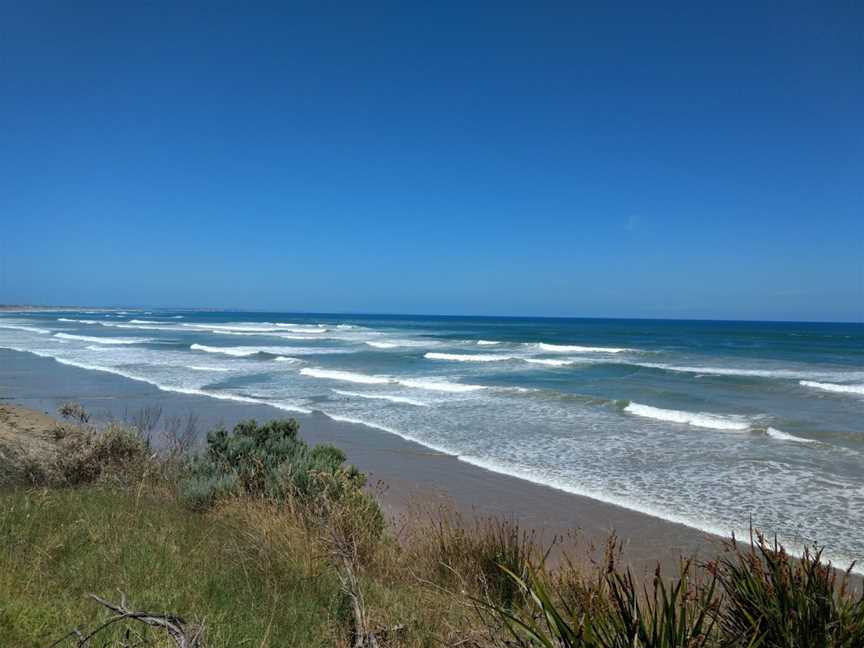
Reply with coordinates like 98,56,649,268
0,404,861,647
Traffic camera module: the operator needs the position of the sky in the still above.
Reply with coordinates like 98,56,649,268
2,2,862,321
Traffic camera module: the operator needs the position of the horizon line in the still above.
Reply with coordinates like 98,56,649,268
1,303,862,326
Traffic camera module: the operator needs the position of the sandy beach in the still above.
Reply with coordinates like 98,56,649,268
0,347,727,574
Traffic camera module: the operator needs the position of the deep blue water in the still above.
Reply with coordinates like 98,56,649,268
1,310,862,568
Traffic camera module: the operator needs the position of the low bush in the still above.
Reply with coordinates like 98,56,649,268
178,419,378,519
53,422,151,487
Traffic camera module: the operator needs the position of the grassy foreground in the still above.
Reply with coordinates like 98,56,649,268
0,404,861,647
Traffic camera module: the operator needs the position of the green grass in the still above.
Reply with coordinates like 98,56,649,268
0,487,343,647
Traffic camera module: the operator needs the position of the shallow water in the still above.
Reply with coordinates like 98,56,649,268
2,311,862,569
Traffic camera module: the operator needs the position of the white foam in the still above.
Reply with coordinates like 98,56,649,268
55,333,151,345
187,365,232,372
332,389,430,407
274,324,328,333
477,340,501,346
524,358,582,367
58,318,175,331
367,339,430,348
624,402,751,431
183,323,284,333
300,367,485,393
766,427,820,445
639,363,864,382
425,352,517,363
536,342,630,353
800,381,864,396
220,330,279,336
112,323,179,331
274,356,303,364
451,452,863,575
2,342,861,575
0,324,51,334
129,319,165,325
190,343,261,357
190,343,333,357
300,368,391,384
398,377,487,393
9,350,311,414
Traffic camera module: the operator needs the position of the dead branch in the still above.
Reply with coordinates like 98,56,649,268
46,593,204,648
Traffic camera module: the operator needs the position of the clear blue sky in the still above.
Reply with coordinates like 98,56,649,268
2,2,862,321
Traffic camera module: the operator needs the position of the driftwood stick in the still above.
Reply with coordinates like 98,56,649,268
43,594,204,648
87,594,204,648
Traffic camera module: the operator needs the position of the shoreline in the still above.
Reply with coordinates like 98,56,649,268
0,347,734,573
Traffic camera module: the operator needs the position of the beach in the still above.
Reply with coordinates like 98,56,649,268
0,346,727,573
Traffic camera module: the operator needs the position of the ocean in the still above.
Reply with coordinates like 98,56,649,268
1,310,862,568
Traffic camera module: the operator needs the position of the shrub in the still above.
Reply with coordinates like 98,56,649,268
54,422,151,487
176,472,239,511
178,418,370,509
58,402,90,424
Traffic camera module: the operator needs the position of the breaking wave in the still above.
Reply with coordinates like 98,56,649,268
425,352,517,363
300,368,390,384
332,389,429,407
190,343,261,357
0,324,51,334
300,367,486,393
535,342,630,353
800,381,864,396
766,427,820,445
55,333,151,345
398,377,487,393
624,402,751,431
524,358,584,367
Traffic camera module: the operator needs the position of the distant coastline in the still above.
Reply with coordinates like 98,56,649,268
0,304,229,313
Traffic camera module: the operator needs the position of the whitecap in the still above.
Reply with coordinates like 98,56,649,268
0,324,51,334
275,356,303,364
55,333,151,345
332,389,430,407
190,343,261,357
536,342,630,353
58,318,100,324
800,380,864,396
425,352,518,363
524,358,583,367
638,363,864,382
300,367,391,384
398,377,487,393
766,427,820,445
300,367,485,393
624,402,751,431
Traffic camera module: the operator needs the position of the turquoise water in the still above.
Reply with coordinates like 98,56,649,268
1,311,862,567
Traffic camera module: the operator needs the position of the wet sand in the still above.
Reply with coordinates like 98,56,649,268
0,347,727,574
